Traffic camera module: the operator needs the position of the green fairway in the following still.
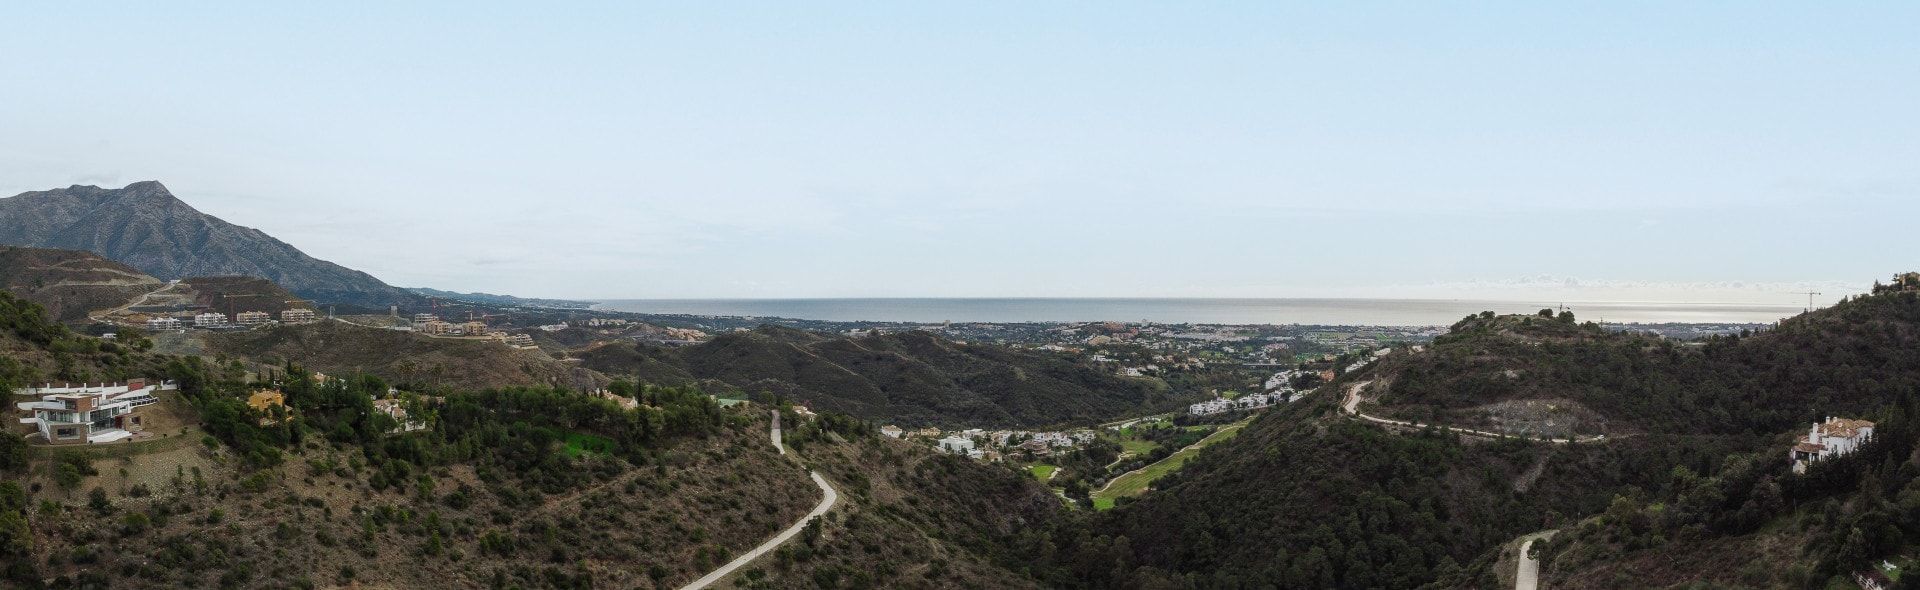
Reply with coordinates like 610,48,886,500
562,432,616,458
1117,438,1159,455
1091,418,1251,510
1029,464,1058,481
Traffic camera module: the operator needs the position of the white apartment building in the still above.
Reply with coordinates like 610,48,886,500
145,317,183,331
194,312,229,327
235,311,271,326
280,308,317,323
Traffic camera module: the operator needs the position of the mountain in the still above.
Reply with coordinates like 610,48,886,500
0,246,160,322
578,325,1186,428
0,181,420,307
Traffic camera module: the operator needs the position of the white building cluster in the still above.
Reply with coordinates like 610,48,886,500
1190,391,1288,416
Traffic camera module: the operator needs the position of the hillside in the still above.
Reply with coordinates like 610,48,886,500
580,326,1183,428
203,320,607,391
722,413,1064,589
1004,288,1920,588
0,181,420,307
0,290,171,389
0,246,160,322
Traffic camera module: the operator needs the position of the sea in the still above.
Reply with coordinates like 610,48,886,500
591,298,1804,326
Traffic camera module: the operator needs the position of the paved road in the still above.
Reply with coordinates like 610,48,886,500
771,410,783,455
1515,530,1557,590
676,411,837,590
1342,381,1606,444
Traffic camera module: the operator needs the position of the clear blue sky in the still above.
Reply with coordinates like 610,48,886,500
3,3,1914,303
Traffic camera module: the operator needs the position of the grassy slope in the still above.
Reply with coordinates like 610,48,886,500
1091,418,1250,510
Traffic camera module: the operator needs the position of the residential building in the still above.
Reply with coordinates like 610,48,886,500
937,436,976,455
281,308,317,324
14,379,164,444
417,320,452,335
586,318,630,327
372,398,429,433
1791,416,1876,474
248,390,289,424
145,317,183,331
537,323,568,332
505,333,536,348
460,321,488,336
413,313,439,324
194,312,229,327
880,425,904,438
235,311,271,326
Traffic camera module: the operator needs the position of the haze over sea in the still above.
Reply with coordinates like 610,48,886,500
593,298,1804,326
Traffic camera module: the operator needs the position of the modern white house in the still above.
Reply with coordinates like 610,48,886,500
937,435,976,455
145,317,183,331
1791,416,1876,474
194,312,229,327
14,380,174,444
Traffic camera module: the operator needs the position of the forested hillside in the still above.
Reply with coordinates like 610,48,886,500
1007,287,1920,589
204,320,607,391
2,291,823,589
580,326,1185,428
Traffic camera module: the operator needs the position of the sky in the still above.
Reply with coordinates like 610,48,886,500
2,2,1915,303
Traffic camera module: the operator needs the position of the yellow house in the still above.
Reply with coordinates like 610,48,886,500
248,390,289,424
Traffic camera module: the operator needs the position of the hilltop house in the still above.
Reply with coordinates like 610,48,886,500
280,308,317,324
1791,416,1876,474
145,316,183,331
194,312,229,327
880,425,904,438
15,379,171,444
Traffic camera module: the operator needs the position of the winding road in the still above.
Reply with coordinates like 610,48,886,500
1514,530,1557,590
1341,381,1606,444
677,410,838,590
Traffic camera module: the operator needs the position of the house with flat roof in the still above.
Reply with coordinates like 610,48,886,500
14,379,166,444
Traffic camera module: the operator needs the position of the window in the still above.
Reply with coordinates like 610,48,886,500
55,427,79,439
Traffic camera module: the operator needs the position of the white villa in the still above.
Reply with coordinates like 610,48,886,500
880,425,904,438
194,312,229,327
937,435,976,455
145,317,183,331
14,380,175,444
280,308,318,324
1791,416,1876,474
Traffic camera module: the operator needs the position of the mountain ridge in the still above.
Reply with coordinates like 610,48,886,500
0,181,421,307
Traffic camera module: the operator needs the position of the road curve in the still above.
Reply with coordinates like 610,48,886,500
676,410,837,590
1515,530,1557,590
1341,381,1606,444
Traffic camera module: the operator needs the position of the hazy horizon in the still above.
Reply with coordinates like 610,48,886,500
7,3,1914,304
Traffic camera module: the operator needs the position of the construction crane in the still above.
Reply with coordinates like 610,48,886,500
216,293,267,318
